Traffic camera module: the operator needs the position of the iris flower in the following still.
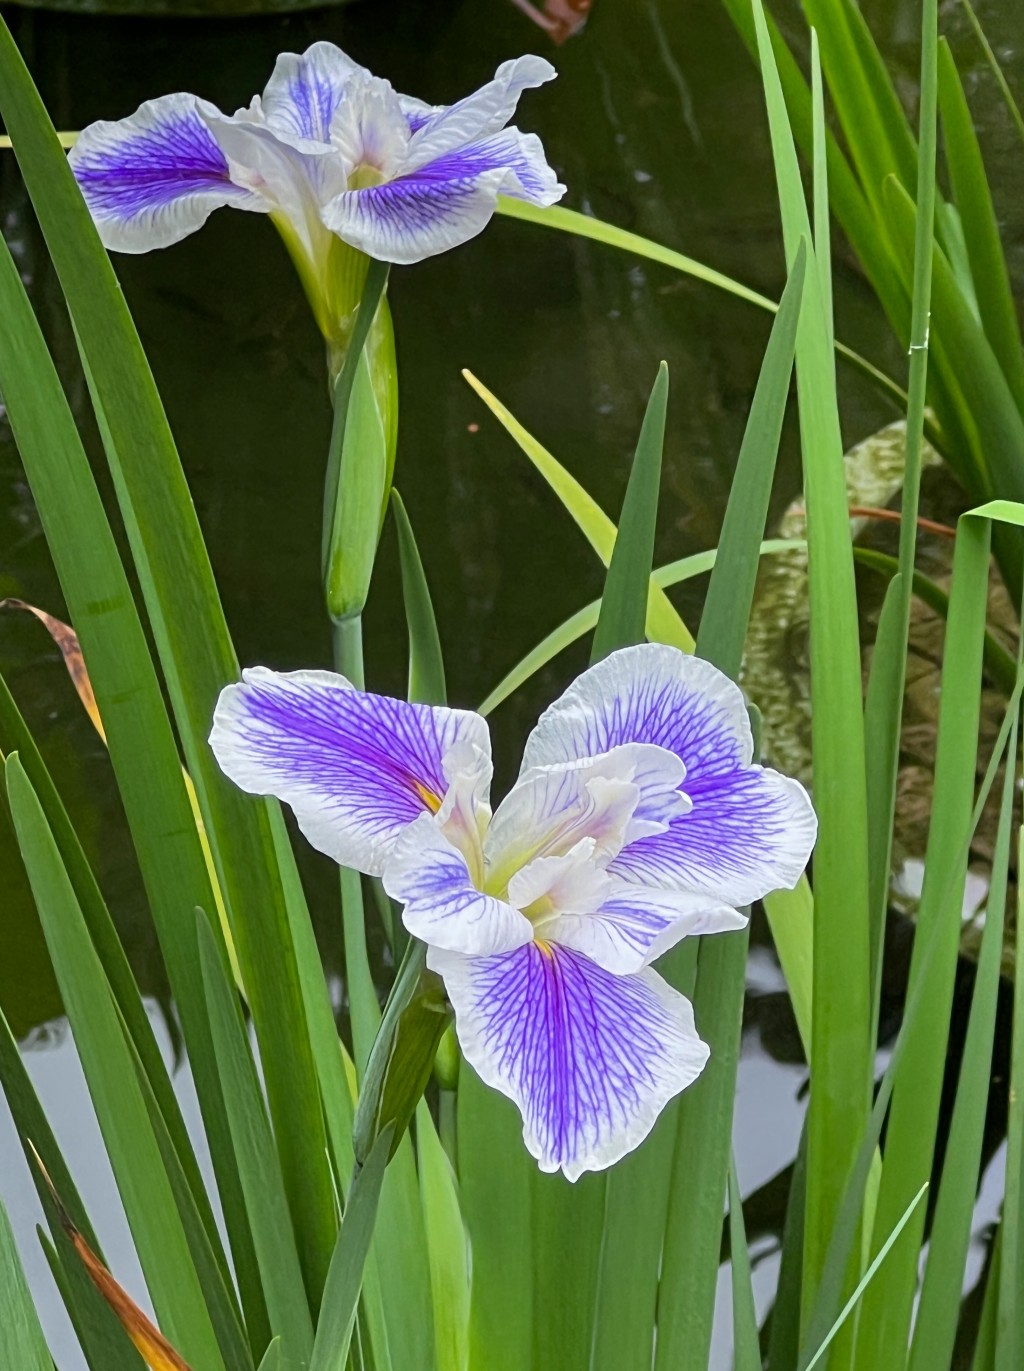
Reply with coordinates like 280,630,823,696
67,41,565,316
210,643,816,1179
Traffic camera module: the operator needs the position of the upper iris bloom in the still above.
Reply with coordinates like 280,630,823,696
68,42,565,276
210,643,816,1180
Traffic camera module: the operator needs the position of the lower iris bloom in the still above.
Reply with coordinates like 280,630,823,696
210,643,816,1179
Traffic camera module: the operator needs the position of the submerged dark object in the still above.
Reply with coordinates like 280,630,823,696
510,0,591,44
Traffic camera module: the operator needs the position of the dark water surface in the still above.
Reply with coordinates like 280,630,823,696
0,0,1021,1364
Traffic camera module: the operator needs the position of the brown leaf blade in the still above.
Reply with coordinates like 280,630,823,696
29,1144,193,1371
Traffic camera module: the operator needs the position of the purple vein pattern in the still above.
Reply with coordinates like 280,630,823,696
70,41,563,267
210,643,816,1177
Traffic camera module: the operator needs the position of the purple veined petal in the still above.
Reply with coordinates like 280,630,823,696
383,815,533,956
430,941,709,1180
257,41,370,143
607,766,818,906
209,666,491,876
522,643,753,778
200,111,347,259
484,743,688,894
398,92,442,135
68,93,263,253
319,125,564,265
403,54,557,173
522,644,817,906
538,882,748,976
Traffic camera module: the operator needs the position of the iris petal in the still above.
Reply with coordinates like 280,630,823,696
69,93,261,252
523,643,753,776
523,644,817,905
209,666,490,876
430,941,708,1180
404,55,557,172
484,743,687,892
384,815,533,956
257,41,369,143
538,882,747,975
320,127,563,265
608,767,817,905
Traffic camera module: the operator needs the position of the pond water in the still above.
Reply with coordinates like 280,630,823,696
0,0,1021,1365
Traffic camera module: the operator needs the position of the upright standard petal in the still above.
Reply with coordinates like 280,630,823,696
483,743,688,894
524,644,818,905
69,93,262,252
403,55,557,171
523,643,753,775
257,41,370,142
209,666,490,875
430,941,708,1180
384,815,533,956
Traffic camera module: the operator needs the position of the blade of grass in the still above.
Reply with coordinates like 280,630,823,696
997,824,1024,1371
654,242,806,1371
478,540,803,717
0,131,268,1336
0,672,227,1280
392,491,446,708
768,1122,808,1371
591,361,668,658
855,507,1006,1367
908,694,1020,1371
309,1130,394,1371
40,1227,145,1371
800,649,1024,1366
729,1157,761,1371
854,548,1018,696
0,16,337,1298
958,0,1024,148
462,369,693,652
534,365,669,1371
5,755,225,1370
804,1184,929,1371
197,914,314,1368
416,1102,470,1371
493,202,914,421
937,37,1024,410
750,3,873,1328
458,1069,533,1371
863,0,939,1082
0,1193,54,1370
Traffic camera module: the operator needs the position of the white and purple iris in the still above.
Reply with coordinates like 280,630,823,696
209,643,816,1180
67,41,564,274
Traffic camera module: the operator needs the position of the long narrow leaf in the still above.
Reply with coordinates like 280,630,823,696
5,755,225,1370
0,16,337,1296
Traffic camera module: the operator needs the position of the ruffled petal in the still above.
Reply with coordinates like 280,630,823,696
257,41,369,143
384,815,533,956
484,744,688,894
522,643,753,779
69,93,261,253
430,941,708,1180
209,666,490,876
608,768,817,905
404,55,556,172
320,128,563,264
523,645,816,906
538,882,747,975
